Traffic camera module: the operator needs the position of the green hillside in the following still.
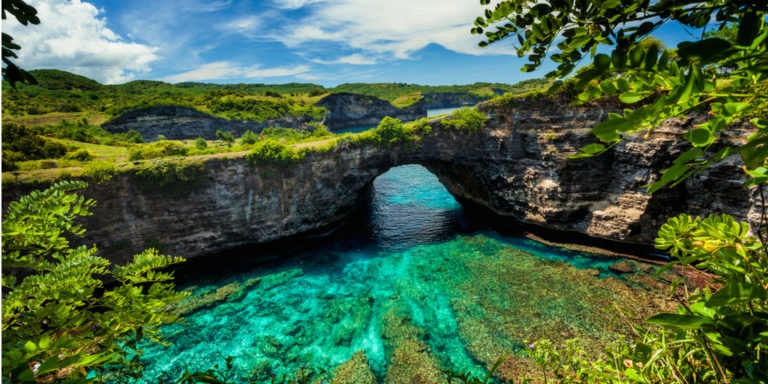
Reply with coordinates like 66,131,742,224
2,69,551,127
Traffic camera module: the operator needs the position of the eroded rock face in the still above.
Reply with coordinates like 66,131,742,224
3,95,757,263
101,106,312,141
317,93,427,130
420,92,499,108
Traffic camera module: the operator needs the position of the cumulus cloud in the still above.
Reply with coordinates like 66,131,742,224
161,62,311,83
4,0,159,84
268,0,514,59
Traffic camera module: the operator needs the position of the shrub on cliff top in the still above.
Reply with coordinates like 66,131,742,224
246,140,307,166
127,140,188,161
441,107,486,133
81,159,117,183
343,116,421,149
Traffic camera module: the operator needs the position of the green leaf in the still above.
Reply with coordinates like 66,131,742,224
619,92,644,104
673,148,703,165
580,143,606,154
708,280,767,307
677,38,733,64
616,78,630,92
737,12,760,46
593,53,611,71
644,44,659,70
591,116,629,139
688,128,714,147
24,340,36,353
646,313,715,330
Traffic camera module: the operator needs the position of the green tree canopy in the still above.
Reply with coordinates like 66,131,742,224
473,0,768,190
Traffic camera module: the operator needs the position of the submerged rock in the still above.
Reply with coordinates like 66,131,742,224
609,261,634,274
330,351,377,384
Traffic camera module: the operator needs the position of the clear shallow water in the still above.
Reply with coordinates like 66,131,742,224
131,165,669,383
426,106,466,117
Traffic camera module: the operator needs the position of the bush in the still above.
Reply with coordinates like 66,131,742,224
157,134,167,140
215,129,235,146
116,130,145,144
260,127,304,142
81,160,117,183
441,107,486,133
240,130,259,145
2,123,68,164
2,181,186,383
64,148,93,161
309,89,326,96
128,140,188,161
133,160,207,198
246,140,306,165
39,119,111,143
195,137,207,150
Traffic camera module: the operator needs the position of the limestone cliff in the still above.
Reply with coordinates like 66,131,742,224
101,106,313,141
317,93,427,130
420,92,498,108
3,95,757,263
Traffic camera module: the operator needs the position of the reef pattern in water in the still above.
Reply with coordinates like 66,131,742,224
132,165,677,383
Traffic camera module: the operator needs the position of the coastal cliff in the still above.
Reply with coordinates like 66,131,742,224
317,93,427,130
420,92,499,108
101,106,313,141
3,95,757,263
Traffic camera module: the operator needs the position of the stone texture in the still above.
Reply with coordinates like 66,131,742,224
609,262,634,274
2,94,758,264
317,92,426,130
101,106,314,141
420,91,500,108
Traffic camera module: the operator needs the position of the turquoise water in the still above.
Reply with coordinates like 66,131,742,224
426,106,465,117
130,165,665,383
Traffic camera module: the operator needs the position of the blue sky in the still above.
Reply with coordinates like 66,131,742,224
5,0,705,86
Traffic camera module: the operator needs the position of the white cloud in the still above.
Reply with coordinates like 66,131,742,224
161,62,311,83
218,15,264,37
4,0,159,84
270,0,514,59
272,0,325,10
312,54,377,65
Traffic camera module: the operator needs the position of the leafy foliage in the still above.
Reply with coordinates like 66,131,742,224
246,140,307,166
520,213,768,383
240,130,259,145
1,181,187,383
473,0,768,189
441,107,487,133
215,130,236,146
81,160,118,183
194,137,208,150
128,140,189,161
1,123,69,170
2,0,39,87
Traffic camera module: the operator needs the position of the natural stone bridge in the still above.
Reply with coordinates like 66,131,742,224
11,96,758,264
